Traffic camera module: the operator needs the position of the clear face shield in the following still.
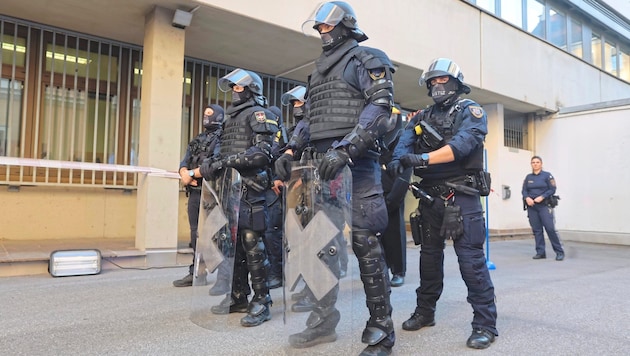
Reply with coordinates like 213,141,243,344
419,58,463,87
281,86,307,106
218,68,255,92
301,2,346,35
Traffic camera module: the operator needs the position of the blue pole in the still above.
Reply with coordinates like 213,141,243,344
484,149,496,270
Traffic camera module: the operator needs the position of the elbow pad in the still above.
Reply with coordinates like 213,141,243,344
224,150,270,170
363,78,394,107
345,113,396,160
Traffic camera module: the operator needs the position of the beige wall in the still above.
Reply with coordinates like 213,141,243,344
0,187,191,242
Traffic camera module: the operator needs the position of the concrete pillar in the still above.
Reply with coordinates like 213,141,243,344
136,6,185,264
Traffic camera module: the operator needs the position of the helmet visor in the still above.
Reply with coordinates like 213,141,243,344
218,68,254,92
419,58,463,86
301,3,346,35
281,86,307,106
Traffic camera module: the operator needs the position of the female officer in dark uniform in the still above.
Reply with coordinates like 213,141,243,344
522,155,564,261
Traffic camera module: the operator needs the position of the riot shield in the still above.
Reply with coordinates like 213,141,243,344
190,168,241,331
282,161,354,353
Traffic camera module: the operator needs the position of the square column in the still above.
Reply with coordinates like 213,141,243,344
135,6,185,264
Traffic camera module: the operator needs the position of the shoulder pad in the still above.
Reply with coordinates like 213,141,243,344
355,46,395,72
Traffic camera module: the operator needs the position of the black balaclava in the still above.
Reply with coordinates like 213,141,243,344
231,87,252,106
292,105,305,120
202,104,224,132
320,25,349,51
430,79,460,107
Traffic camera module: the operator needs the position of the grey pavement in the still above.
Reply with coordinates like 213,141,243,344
1,239,629,356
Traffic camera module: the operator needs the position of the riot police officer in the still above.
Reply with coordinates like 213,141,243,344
194,68,278,327
389,58,498,349
264,105,285,289
379,106,410,288
275,2,397,355
173,104,224,288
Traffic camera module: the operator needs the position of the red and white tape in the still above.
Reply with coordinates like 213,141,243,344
0,157,181,179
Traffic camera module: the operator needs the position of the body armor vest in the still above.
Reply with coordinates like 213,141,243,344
309,46,365,144
220,105,260,158
187,131,220,169
413,99,484,180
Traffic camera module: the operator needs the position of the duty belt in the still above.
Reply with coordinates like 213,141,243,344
420,174,479,199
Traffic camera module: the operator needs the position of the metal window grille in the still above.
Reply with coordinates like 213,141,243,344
1,15,306,188
504,115,526,149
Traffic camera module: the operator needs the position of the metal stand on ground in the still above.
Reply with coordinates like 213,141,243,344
484,149,496,270
485,194,496,270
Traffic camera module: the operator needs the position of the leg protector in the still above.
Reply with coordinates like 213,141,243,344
241,228,271,297
352,230,394,345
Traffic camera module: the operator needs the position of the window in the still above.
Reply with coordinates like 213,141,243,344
592,32,602,68
504,115,527,149
549,7,567,50
570,19,583,58
526,0,545,39
620,46,630,82
500,0,523,27
476,0,496,14
604,40,618,76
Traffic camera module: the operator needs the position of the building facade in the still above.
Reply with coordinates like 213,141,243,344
1,0,629,269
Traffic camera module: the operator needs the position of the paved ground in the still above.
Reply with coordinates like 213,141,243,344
1,239,629,356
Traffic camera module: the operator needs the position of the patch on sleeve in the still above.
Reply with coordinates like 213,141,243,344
549,177,556,187
469,106,484,119
254,111,267,123
368,69,385,80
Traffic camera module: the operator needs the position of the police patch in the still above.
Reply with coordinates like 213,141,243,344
469,106,484,118
368,69,385,80
254,111,267,123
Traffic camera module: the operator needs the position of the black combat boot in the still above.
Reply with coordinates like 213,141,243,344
402,312,435,331
210,294,248,314
240,294,272,327
289,307,340,348
466,328,496,349
360,315,394,356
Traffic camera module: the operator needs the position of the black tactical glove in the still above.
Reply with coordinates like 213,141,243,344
400,153,429,169
274,153,293,181
440,205,463,240
200,159,224,180
386,160,403,178
318,148,350,181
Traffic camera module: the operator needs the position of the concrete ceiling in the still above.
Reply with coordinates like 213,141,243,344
2,0,540,114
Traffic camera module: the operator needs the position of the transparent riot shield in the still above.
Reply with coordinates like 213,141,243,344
190,168,241,331
282,161,354,353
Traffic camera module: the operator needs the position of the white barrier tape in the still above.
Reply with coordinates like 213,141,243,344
0,157,181,179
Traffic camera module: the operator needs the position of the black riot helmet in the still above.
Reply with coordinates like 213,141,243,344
419,58,471,95
218,68,264,96
302,1,368,51
202,104,225,131
280,86,307,106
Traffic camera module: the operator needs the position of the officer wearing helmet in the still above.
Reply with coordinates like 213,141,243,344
173,104,224,289
263,105,285,290
389,58,498,349
274,2,397,355
193,68,279,327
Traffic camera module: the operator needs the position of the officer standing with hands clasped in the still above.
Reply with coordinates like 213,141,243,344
389,58,498,349
192,68,278,327
173,104,224,289
522,155,564,261
275,2,397,355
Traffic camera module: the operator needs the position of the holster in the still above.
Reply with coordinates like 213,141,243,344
409,209,424,246
476,171,492,196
